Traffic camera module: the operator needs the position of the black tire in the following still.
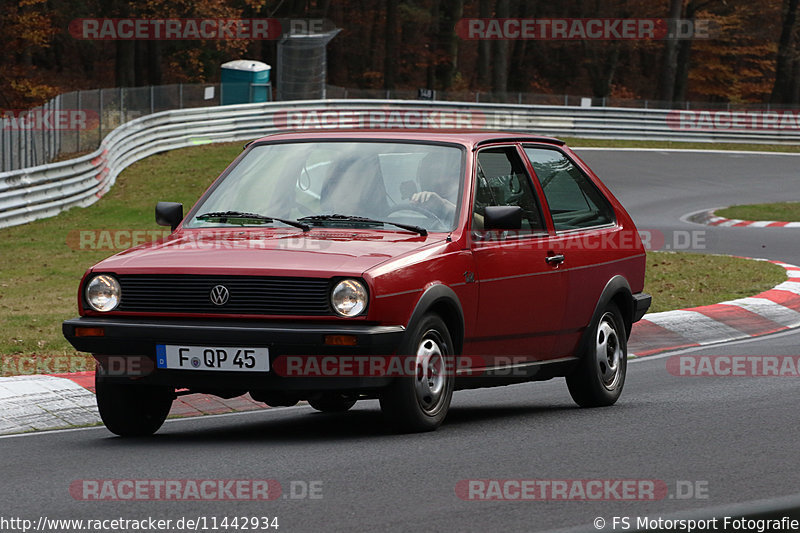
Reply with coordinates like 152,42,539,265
566,302,627,407
380,314,455,433
95,379,173,437
308,394,357,413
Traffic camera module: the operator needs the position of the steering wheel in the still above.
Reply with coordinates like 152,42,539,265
385,202,446,226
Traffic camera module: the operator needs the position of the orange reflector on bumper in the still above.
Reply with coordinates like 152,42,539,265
324,335,357,346
74,327,105,337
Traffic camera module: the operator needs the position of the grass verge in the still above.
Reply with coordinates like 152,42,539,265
714,202,800,223
0,141,789,375
0,142,242,375
644,252,786,313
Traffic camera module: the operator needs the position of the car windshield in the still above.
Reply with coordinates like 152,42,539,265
186,141,465,233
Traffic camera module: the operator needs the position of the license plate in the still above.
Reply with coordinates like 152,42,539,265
156,345,269,372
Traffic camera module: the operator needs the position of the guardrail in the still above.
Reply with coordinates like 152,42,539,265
2,99,800,229
0,84,223,173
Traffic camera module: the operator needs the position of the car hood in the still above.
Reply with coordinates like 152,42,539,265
90,229,445,277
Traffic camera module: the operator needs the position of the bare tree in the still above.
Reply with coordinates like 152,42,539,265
384,0,398,90
770,0,799,104
657,0,685,103
477,0,491,88
436,0,463,90
427,0,440,89
491,0,510,95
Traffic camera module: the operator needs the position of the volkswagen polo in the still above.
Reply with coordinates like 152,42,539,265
63,130,650,436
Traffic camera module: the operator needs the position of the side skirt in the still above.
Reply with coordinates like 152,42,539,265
453,356,579,391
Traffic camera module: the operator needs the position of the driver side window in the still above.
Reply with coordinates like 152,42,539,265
473,147,545,233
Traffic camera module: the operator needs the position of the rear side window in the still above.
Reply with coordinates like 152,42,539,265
524,147,615,231
473,147,545,233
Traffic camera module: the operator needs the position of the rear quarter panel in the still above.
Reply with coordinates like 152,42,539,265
547,147,646,356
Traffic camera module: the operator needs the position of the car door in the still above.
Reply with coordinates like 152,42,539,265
467,145,568,364
522,145,630,357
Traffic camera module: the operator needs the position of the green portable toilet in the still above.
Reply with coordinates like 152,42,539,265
220,60,271,105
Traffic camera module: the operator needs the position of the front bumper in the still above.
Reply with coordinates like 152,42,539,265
632,292,652,323
63,316,405,391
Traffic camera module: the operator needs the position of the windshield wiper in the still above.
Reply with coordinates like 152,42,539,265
298,214,427,236
196,211,310,231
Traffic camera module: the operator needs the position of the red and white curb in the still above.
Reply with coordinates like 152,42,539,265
629,259,800,357
0,374,99,435
687,208,800,228
2,259,799,435
0,371,268,436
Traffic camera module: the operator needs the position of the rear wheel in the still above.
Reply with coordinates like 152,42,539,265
308,394,357,413
380,314,455,433
566,302,627,407
95,378,173,437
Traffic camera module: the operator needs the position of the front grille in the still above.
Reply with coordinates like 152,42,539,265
114,275,332,315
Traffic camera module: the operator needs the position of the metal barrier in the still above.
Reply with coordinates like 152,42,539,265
2,99,800,229
0,84,222,173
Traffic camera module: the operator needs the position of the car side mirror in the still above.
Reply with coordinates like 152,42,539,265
484,205,522,230
155,202,183,231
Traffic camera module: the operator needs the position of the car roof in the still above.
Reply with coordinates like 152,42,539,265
248,130,565,149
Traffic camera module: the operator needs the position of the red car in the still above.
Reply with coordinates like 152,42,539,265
63,130,650,436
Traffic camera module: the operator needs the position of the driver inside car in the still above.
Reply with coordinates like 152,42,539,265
410,152,460,223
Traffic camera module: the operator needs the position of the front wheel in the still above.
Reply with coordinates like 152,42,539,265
95,379,174,437
379,314,455,433
566,302,627,407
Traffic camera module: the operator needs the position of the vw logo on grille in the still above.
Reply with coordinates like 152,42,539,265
209,285,230,306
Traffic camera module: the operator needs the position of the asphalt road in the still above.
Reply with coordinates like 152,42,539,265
579,149,800,262
3,148,800,533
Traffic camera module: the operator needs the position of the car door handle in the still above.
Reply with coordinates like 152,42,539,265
545,254,565,265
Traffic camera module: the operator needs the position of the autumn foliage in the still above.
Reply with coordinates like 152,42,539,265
1,0,798,109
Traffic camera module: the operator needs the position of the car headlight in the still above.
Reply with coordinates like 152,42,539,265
331,279,368,317
85,275,121,312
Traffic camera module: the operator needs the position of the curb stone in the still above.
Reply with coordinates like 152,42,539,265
629,259,800,356
687,209,800,228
